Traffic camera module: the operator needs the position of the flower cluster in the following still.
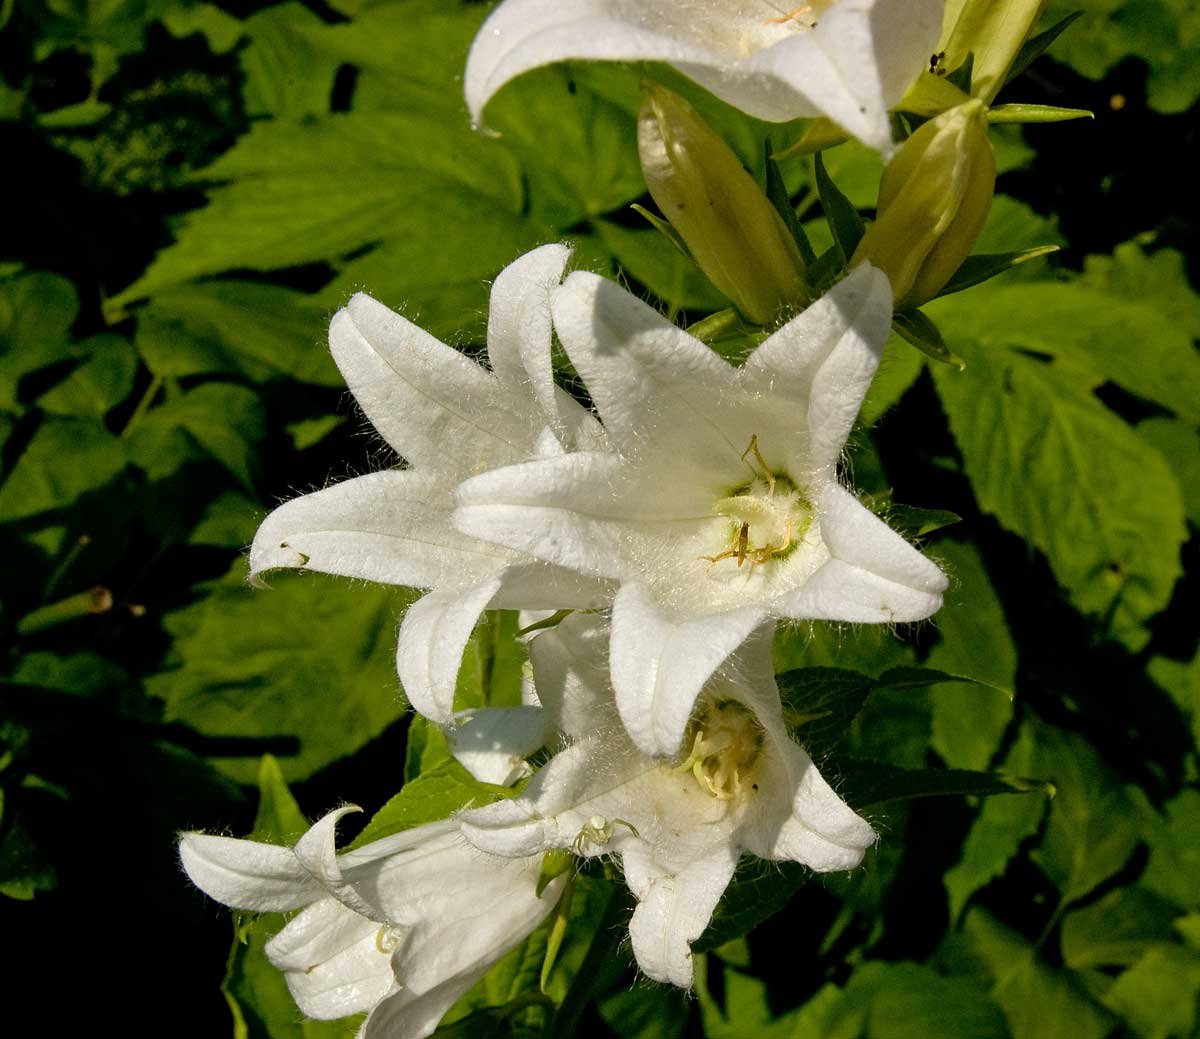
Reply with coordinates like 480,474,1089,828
176,3,990,1037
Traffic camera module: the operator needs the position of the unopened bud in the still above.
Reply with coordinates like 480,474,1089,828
940,0,1046,104
638,83,808,325
851,100,995,309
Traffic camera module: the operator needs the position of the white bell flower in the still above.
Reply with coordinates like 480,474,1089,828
248,244,610,726
459,613,875,987
464,0,944,154
179,808,564,1039
454,264,947,759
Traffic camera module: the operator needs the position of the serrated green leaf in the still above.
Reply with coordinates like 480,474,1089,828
0,271,79,411
1139,418,1200,527
859,337,925,425
694,860,809,953
133,282,341,385
1103,944,1200,1039
697,956,836,1039
1079,243,1200,340
0,417,126,522
777,666,874,756
965,908,1115,1039
348,758,513,851
930,330,1187,650
147,564,415,783
34,334,137,418
943,722,1047,921
241,4,340,118
593,219,730,313
110,111,527,307
1139,789,1200,912
1062,887,1183,969
598,983,688,1039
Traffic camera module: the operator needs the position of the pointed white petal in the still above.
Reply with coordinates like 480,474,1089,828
552,272,742,467
611,584,766,758
331,294,532,473
266,900,396,1019
363,977,482,1039
248,469,508,589
741,265,892,473
178,831,321,912
740,743,875,871
293,806,381,920
778,483,947,622
396,577,505,725
456,452,707,578
527,612,619,740
623,843,740,987
485,243,596,448
464,0,938,153
448,706,546,785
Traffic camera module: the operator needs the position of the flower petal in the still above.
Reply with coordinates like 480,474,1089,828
179,831,322,912
447,705,546,785
552,271,741,467
396,576,506,725
455,452,709,578
248,469,508,589
266,899,396,1020
293,806,381,921
777,483,947,622
611,583,767,758
485,243,599,449
623,842,739,987
740,264,892,473
331,293,532,473
527,612,619,740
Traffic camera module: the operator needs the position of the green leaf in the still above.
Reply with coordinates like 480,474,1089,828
0,816,57,900
348,758,514,851
128,382,267,489
1079,244,1200,341
1139,418,1200,526
109,111,528,307
925,540,1016,770
147,564,416,783
454,611,528,713
1043,0,1200,113
835,758,1049,814
814,151,865,263
1148,650,1200,754
697,957,837,1039
986,104,1093,123
693,860,809,954
1003,11,1086,86
892,310,964,367
943,723,1048,921
777,666,874,757
935,246,1061,298
133,282,342,385
35,334,138,418
859,337,924,425
764,142,815,266
248,754,308,843
929,329,1187,650
1062,887,1183,969
593,219,730,312
878,503,962,539
241,4,341,118
823,960,1009,1039
0,271,79,411
598,983,688,1039
965,909,1115,1039
0,417,126,522
1103,945,1200,1039
1139,789,1200,912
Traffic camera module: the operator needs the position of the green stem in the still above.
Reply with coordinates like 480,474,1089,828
548,885,633,1039
17,586,113,636
120,373,163,439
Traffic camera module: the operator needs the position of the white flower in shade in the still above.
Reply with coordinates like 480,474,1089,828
464,0,943,154
460,613,875,987
248,244,609,726
179,809,564,1039
454,264,947,760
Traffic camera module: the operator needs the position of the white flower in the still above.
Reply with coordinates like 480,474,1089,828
179,808,564,1039
248,244,609,726
454,264,947,759
464,0,944,154
459,613,875,987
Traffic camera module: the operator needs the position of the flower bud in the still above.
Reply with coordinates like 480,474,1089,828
638,82,808,325
939,0,1046,104
851,99,995,309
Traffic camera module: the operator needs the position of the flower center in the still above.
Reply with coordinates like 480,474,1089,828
701,434,812,572
672,699,765,800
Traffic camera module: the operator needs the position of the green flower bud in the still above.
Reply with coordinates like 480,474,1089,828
939,0,1046,104
638,83,808,326
851,99,995,310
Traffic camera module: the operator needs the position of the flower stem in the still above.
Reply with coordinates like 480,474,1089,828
16,586,113,636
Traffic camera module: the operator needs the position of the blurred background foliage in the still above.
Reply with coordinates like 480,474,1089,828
1,0,1198,1036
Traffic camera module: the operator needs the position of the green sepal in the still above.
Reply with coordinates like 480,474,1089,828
987,103,1094,124
947,52,974,93
899,71,973,116
837,758,1054,813
630,202,692,261
540,871,575,992
1003,11,1085,88
880,502,963,538
893,310,965,367
536,848,574,898
814,151,865,263
764,142,816,266
936,244,1061,298
771,116,849,160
